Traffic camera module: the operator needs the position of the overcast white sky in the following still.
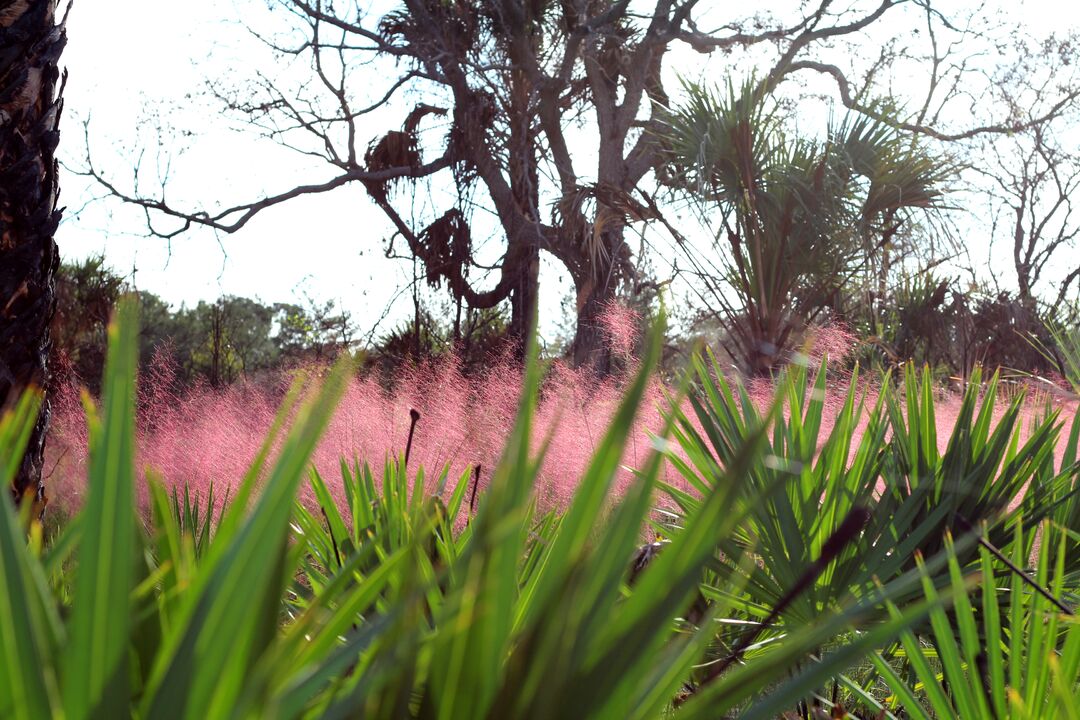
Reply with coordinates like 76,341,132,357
55,0,1080,344
58,1,422,343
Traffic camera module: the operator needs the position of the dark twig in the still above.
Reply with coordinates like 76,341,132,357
954,513,1074,616
404,408,420,467
468,463,482,516
42,447,69,480
700,506,872,686
321,506,343,571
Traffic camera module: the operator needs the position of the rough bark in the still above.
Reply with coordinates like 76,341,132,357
572,275,615,375
0,0,66,512
505,55,541,355
507,244,538,356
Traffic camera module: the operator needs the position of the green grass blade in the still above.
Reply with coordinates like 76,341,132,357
980,544,1007,719
0,392,59,720
62,297,139,720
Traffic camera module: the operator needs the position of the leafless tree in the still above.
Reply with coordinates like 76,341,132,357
979,124,1080,313
79,0,1080,374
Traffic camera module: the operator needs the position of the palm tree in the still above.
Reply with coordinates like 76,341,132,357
657,80,954,375
0,0,67,511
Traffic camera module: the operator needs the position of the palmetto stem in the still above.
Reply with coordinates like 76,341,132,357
0,0,67,511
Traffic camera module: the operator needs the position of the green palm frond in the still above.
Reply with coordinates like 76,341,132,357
655,78,956,373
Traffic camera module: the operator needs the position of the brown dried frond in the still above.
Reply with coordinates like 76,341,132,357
363,104,447,201
378,0,479,55
419,209,472,294
363,130,417,201
403,103,447,135
365,130,417,172
555,182,658,274
448,89,497,167
558,182,657,226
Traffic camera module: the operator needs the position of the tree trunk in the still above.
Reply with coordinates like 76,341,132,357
572,270,616,376
507,244,539,358
506,61,540,358
0,0,66,512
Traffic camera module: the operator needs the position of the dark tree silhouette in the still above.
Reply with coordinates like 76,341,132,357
0,0,67,510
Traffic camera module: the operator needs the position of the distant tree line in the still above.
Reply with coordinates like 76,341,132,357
57,251,1080,400
53,255,351,391
52,255,514,394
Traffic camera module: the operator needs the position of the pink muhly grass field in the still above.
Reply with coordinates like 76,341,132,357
42,316,1079,519
44,301,673,517
45,354,670,517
